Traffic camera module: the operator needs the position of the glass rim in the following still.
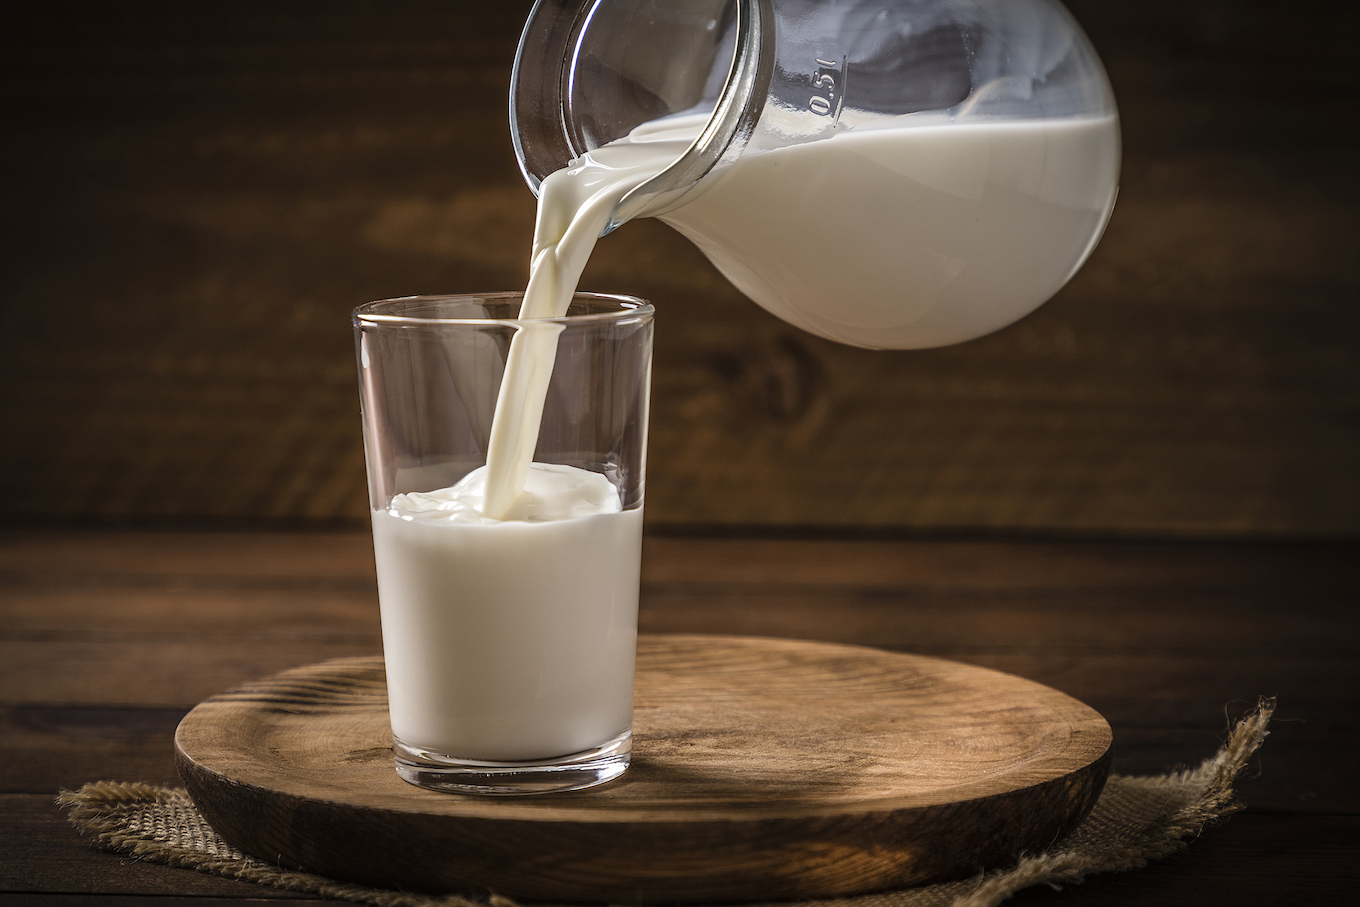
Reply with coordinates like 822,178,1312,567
353,292,653,327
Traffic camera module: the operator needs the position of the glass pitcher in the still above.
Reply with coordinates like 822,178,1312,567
511,0,1120,349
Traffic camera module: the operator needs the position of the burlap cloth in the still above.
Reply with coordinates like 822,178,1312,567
59,700,1273,907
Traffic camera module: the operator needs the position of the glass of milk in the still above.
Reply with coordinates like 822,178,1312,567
353,293,652,795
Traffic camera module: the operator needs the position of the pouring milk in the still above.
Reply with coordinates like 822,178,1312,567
476,106,1117,514
370,125,688,762
386,102,1120,524
374,0,1121,763
376,108,1116,759
509,0,1120,348
399,0,1125,524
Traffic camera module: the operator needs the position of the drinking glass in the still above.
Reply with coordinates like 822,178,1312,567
353,293,653,795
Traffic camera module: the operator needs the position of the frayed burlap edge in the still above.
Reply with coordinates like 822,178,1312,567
57,778,487,907
60,698,1274,907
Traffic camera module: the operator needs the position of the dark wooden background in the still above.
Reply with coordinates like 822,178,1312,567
1,3,1358,904
1,0,1356,536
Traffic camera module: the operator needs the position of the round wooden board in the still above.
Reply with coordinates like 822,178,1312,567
176,635,1111,904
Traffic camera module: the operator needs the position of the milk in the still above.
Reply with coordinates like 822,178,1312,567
661,115,1120,349
374,463,643,762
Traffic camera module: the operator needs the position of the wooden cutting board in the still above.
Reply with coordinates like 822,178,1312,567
175,635,1112,904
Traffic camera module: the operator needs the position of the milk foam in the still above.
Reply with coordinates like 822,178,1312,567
389,462,623,525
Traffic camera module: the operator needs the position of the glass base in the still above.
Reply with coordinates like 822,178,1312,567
393,730,631,795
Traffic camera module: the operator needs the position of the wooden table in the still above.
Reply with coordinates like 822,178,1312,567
1,529,1356,905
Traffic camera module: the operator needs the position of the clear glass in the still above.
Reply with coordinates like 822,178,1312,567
510,0,1121,350
513,0,1115,210
353,293,653,795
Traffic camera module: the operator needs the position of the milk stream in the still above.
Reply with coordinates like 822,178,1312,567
480,119,698,519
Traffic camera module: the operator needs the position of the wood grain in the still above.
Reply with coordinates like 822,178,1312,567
0,2,1356,535
3,530,1356,905
175,638,1112,903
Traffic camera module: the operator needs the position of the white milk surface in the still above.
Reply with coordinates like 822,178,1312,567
374,463,642,762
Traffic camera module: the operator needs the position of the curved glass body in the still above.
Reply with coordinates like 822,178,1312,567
512,0,1120,349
